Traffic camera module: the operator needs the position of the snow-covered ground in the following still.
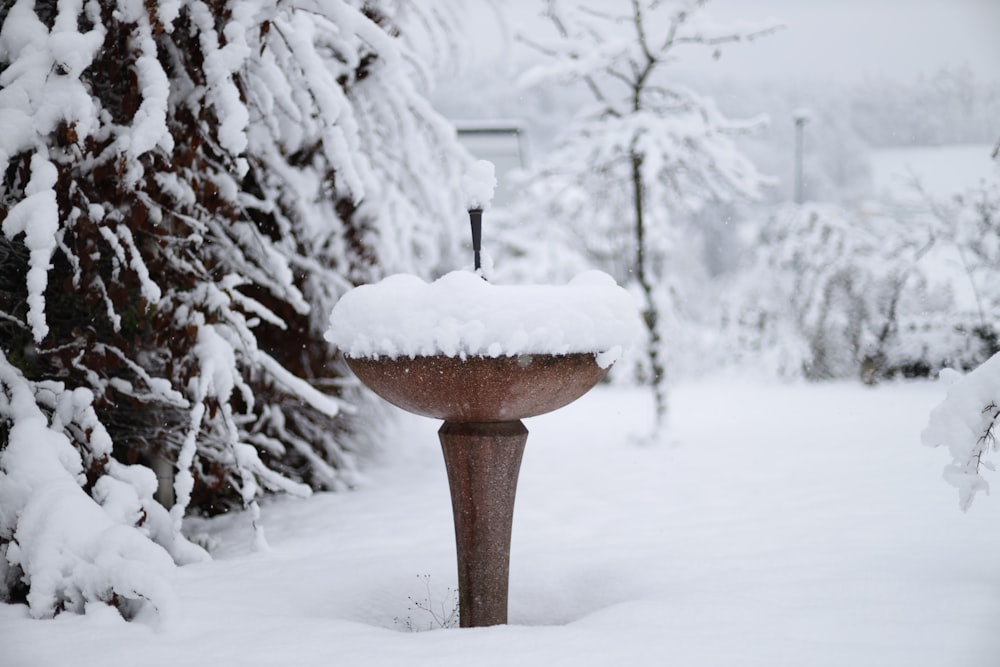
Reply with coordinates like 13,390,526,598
3,378,1000,666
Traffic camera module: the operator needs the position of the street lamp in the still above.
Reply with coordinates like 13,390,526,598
793,108,810,204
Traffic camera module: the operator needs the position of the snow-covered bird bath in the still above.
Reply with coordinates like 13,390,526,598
326,269,640,627
325,174,641,626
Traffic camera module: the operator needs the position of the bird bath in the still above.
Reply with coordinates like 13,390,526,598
325,164,640,627
327,269,639,627
345,352,610,627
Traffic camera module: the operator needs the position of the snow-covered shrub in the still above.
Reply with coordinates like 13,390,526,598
0,0,470,619
724,202,989,381
719,139,1000,384
924,160,1000,340
0,351,199,621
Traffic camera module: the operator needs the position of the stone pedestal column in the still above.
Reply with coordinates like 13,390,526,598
439,420,528,628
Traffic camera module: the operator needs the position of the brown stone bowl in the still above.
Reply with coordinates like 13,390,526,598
345,353,610,422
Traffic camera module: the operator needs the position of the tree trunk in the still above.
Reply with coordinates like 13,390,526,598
631,151,668,428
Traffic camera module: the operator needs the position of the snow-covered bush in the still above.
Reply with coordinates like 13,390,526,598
924,161,1000,339
0,352,200,621
0,0,470,620
721,201,994,381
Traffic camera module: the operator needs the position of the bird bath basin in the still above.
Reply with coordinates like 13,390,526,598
344,353,609,423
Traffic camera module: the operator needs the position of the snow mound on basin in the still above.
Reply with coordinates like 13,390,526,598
325,270,642,365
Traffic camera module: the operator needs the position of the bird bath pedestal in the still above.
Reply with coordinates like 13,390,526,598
345,353,610,627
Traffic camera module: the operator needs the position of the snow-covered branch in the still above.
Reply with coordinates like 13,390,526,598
923,356,1000,510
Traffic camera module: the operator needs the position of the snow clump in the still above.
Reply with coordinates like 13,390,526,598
461,160,497,210
0,354,189,624
922,352,1000,510
325,270,642,367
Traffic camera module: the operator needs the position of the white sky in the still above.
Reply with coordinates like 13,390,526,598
467,0,1000,84
680,0,1000,83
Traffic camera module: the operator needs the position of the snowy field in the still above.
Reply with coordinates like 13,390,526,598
3,378,1000,666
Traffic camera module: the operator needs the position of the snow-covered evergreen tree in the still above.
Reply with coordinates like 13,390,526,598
509,0,777,428
0,0,470,621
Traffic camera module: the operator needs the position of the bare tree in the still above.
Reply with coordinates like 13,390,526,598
517,0,778,428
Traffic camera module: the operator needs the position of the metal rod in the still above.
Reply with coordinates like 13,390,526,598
793,112,808,204
469,209,483,272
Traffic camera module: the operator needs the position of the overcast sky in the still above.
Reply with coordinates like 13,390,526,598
460,0,1000,85
679,0,1000,83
